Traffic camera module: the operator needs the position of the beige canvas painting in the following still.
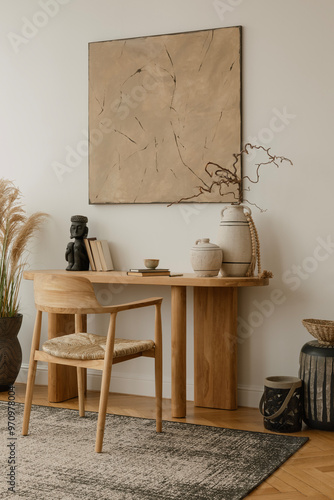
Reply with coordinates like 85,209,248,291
89,27,241,204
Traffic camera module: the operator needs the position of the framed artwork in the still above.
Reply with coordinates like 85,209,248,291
88,26,241,204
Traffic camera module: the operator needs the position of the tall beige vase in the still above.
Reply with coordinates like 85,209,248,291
217,204,252,277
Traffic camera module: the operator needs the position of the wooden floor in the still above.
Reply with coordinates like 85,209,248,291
1,383,334,499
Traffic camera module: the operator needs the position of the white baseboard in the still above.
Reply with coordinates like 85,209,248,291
237,384,263,409
16,364,263,409
16,363,176,399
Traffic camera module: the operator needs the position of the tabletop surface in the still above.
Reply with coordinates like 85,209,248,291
23,269,270,288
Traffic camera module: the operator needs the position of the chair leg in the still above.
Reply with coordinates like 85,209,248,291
155,354,162,433
77,367,85,417
22,310,43,436
22,360,38,435
155,303,163,432
95,313,116,453
95,366,111,452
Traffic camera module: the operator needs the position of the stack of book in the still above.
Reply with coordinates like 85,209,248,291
127,268,170,277
84,238,114,271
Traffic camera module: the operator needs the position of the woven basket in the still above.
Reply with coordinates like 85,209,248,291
302,319,334,345
259,376,303,433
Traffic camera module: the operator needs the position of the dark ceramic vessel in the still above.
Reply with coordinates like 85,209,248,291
299,341,334,430
0,314,23,391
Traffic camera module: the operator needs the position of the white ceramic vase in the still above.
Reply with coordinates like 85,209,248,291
190,238,222,277
217,204,252,277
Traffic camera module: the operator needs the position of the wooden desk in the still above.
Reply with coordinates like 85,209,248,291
24,270,269,417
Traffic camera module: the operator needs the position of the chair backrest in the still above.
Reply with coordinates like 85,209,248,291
34,274,105,314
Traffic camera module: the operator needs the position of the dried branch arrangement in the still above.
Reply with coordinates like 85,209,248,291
168,143,293,209
0,179,47,317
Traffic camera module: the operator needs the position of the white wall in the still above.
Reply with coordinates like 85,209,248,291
1,0,334,407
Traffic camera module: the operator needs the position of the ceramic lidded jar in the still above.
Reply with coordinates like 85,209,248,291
190,238,223,277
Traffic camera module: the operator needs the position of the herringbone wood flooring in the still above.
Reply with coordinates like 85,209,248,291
1,384,333,499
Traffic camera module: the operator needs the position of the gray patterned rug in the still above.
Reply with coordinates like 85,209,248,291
0,401,308,500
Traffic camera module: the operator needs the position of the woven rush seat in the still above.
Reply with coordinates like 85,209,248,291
42,333,155,360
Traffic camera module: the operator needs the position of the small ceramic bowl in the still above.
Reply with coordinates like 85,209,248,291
144,259,159,269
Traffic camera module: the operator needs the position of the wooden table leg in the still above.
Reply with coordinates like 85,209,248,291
194,287,238,410
47,313,86,402
171,286,187,418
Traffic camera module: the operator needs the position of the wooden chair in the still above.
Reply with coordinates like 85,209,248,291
22,274,163,452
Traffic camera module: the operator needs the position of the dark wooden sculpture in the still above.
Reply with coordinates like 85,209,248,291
65,215,89,271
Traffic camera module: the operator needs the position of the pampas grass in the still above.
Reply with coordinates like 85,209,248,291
0,179,47,317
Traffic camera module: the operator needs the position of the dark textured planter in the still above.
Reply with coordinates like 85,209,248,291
0,314,23,391
299,341,334,430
